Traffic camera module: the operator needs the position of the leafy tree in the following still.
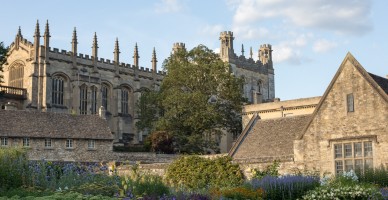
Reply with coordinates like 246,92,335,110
0,42,9,83
135,90,160,132
142,44,244,153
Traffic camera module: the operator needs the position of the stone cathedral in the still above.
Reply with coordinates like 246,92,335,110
1,21,274,152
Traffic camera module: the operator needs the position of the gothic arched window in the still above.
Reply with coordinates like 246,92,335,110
257,80,262,93
121,87,130,114
80,85,88,115
90,86,98,114
9,62,24,88
52,76,65,105
101,84,109,111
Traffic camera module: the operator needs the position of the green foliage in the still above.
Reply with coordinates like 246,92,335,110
303,171,383,200
356,166,388,187
165,156,244,190
119,164,170,198
0,187,54,198
251,160,280,180
219,186,265,200
136,90,161,132
136,45,244,153
0,148,29,189
0,42,8,83
70,183,119,197
301,183,383,200
147,131,174,154
0,191,117,200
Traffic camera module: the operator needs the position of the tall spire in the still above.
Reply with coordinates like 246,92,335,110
151,47,157,72
92,32,98,59
34,20,40,38
250,47,253,59
43,20,50,48
33,20,40,62
71,27,78,55
133,42,139,67
241,44,244,56
114,37,120,64
17,26,23,38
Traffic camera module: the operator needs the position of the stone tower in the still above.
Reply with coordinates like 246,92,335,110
172,42,186,54
219,31,234,62
259,44,273,65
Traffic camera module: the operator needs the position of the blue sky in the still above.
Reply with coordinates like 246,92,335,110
1,0,387,100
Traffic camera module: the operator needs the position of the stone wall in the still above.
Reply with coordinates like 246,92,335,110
242,96,320,129
299,59,388,175
5,138,114,162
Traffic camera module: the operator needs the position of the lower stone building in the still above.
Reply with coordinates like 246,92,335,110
230,53,388,176
0,108,114,162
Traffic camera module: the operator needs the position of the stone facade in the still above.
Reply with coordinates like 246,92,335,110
0,109,114,162
1,23,275,152
295,53,388,175
219,31,275,104
1,22,164,145
242,96,320,129
231,53,388,176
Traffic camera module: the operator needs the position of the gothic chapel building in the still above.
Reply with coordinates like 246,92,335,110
1,21,164,144
1,21,275,151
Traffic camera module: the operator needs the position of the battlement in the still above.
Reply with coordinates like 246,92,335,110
260,44,272,49
173,42,185,48
220,31,233,37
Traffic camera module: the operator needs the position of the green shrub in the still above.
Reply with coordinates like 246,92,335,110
70,182,119,196
356,166,388,187
220,186,264,200
301,183,383,200
0,187,54,198
303,170,383,200
0,148,29,189
251,160,279,180
165,156,244,190
0,191,116,200
120,164,170,198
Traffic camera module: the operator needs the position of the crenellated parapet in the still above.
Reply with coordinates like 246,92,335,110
8,22,166,79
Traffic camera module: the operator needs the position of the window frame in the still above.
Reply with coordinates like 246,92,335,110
101,84,109,111
121,87,130,115
23,137,30,147
65,139,73,149
1,137,8,146
333,140,373,175
52,76,65,105
80,85,88,115
347,93,354,112
88,139,95,149
44,138,52,148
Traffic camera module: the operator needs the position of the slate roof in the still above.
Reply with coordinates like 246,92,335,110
368,73,388,95
230,115,311,159
0,110,113,140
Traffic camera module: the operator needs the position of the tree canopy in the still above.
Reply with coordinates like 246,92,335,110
136,45,244,154
0,42,8,83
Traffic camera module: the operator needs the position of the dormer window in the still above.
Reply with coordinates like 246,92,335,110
347,93,354,112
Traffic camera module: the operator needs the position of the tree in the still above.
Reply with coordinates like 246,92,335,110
138,44,244,154
0,42,8,83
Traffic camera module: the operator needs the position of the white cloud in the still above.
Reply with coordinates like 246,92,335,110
155,0,183,13
199,24,224,36
313,39,338,53
229,0,372,35
271,34,312,64
233,25,270,40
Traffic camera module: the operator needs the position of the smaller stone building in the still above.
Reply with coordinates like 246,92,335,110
231,53,388,176
0,109,113,162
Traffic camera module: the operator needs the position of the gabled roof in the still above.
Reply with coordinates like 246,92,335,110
368,72,388,95
229,115,311,159
0,110,113,140
299,52,388,139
